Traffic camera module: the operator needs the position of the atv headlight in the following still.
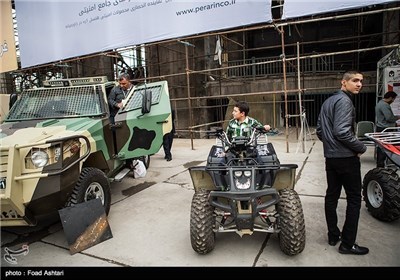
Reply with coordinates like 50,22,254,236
243,170,252,177
31,150,49,168
234,171,243,177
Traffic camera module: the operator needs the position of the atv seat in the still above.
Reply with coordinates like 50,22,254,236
256,143,280,168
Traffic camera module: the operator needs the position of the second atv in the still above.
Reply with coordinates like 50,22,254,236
189,126,306,256
363,129,400,222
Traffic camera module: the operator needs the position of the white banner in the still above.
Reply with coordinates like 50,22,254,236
283,0,398,19
15,0,272,68
0,0,18,73
384,66,400,122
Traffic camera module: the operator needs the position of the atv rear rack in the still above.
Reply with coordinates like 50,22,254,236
365,131,400,166
365,131,400,146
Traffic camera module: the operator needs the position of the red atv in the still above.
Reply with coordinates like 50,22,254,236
363,129,400,222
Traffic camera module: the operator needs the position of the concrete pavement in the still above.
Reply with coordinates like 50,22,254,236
1,132,400,268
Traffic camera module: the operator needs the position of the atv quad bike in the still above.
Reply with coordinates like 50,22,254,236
189,126,306,256
362,129,400,222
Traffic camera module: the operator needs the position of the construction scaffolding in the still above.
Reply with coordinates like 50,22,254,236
1,3,399,152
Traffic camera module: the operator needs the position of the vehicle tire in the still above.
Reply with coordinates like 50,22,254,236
139,155,150,169
190,189,215,254
66,167,111,215
276,188,306,256
362,168,400,222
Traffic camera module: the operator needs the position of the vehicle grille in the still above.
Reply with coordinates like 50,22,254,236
0,148,8,188
1,207,22,220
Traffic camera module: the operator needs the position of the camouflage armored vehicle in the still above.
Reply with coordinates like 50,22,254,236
0,76,172,226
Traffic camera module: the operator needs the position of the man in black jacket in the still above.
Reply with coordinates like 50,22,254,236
108,73,133,124
163,109,175,161
375,91,399,167
316,70,369,255
108,73,133,168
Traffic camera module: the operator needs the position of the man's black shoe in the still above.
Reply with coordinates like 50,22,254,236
339,243,369,255
166,157,172,161
328,236,340,246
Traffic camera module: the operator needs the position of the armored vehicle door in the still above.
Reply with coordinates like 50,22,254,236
113,81,172,160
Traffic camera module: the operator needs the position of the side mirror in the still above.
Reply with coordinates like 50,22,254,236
141,90,152,114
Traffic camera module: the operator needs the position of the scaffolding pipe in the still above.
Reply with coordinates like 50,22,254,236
278,25,290,153
169,81,377,102
297,42,305,153
130,44,400,84
184,44,194,150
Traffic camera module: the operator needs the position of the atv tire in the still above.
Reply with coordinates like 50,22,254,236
363,168,400,222
276,188,306,256
190,189,215,254
66,167,111,215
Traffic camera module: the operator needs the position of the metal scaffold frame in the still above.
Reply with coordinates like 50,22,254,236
1,4,399,152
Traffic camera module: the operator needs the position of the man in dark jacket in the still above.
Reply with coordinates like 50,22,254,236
108,73,133,168
316,70,369,255
375,91,399,167
163,109,175,161
108,73,133,124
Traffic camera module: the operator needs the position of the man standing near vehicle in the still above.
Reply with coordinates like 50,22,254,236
108,73,133,124
317,70,369,255
375,91,400,167
162,108,175,161
108,73,134,168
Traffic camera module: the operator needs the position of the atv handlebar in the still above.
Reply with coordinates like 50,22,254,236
206,128,224,138
208,125,268,150
254,125,269,134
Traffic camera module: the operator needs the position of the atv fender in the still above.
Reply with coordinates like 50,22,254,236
273,164,298,191
189,166,216,192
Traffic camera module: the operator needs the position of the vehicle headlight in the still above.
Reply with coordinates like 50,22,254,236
25,144,61,169
31,150,49,168
243,170,252,177
24,138,83,171
234,171,243,177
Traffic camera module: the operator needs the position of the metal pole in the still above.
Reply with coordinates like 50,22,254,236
131,44,400,83
185,44,194,150
280,26,289,153
297,42,304,153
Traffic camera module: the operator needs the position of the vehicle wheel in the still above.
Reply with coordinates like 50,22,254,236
66,167,111,215
139,155,150,169
362,168,400,222
276,188,306,256
190,189,215,254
